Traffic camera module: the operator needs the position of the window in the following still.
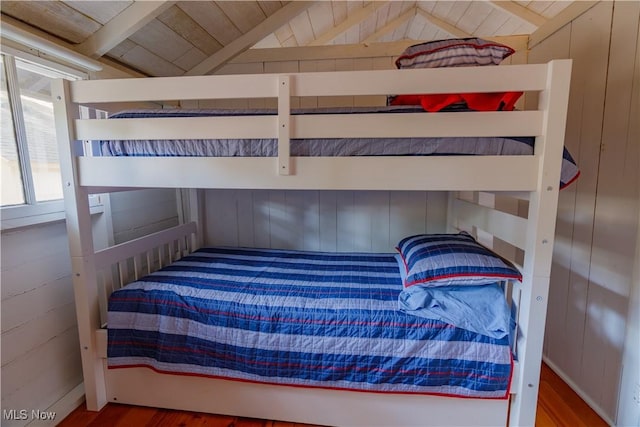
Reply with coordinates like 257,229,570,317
1,50,92,230
1,53,78,207
0,55,23,206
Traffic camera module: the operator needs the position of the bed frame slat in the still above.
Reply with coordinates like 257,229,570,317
94,222,197,271
69,65,549,103
452,198,528,249
74,111,543,141
77,156,539,191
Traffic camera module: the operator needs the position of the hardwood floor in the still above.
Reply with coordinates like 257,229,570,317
535,363,609,427
58,363,608,427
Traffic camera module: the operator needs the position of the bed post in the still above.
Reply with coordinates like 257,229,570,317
52,79,107,411
445,192,457,233
509,59,572,426
184,188,203,250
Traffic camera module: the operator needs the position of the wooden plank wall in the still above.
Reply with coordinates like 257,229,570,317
109,189,179,244
1,222,81,424
0,214,110,426
618,13,640,425
528,1,640,423
618,209,640,426
204,190,448,252
1,189,177,426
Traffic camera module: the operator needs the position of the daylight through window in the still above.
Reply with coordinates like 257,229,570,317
1,54,73,207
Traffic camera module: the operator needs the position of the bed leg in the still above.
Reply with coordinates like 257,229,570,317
53,78,108,411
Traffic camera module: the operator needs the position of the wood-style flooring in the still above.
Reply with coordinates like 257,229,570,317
58,363,608,427
535,363,609,427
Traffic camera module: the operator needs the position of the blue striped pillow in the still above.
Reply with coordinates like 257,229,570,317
396,232,522,287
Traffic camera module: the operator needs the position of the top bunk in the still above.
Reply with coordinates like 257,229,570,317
52,57,574,194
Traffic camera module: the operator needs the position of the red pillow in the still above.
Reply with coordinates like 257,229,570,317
389,92,523,112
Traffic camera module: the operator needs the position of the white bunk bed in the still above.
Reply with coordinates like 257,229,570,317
52,59,572,427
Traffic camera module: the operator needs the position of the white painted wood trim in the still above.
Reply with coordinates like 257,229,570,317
445,192,458,234
452,198,528,250
508,59,572,427
104,367,508,427
184,189,203,250
0,42,89,79
285,66,546,95
0,16,103,72
94,222,197,270
76,1,175,58
277,75,291,175
486,191,530,201
76,156,539,191
95,329,108,359
70,64,549,103
290,111,541,137
4,54,36,204
75,111,543,140
232,37,529,64
52,79,107,411
76,116,277,140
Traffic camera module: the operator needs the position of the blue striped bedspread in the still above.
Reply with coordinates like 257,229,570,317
107,247,512,398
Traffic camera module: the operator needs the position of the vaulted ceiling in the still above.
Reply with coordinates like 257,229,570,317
0,1,587,77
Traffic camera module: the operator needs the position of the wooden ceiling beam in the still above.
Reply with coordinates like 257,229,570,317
362,7,416,44
233,40,420,63
307,1,389,46
415,8,472,39
76,1,176,58
185,1,316,76
231,36,527,64
0,15,144,78
489,1,547,27
529,1,599,48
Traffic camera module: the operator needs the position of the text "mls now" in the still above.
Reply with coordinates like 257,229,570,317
3,409,57,421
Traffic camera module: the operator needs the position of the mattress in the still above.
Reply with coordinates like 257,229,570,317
108,247,513,398
101,106,580,189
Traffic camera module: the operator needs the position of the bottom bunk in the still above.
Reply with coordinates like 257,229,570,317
107,246,513,398
88,212,529,426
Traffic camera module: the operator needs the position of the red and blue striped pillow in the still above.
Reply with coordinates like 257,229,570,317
394,37,515,69
396,232,522,288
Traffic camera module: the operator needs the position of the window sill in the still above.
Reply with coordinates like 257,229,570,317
1,196,105,231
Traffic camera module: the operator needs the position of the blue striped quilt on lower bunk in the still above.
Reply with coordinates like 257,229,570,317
107,247,512,399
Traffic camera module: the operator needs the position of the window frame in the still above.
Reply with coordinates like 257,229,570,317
1,45,92,230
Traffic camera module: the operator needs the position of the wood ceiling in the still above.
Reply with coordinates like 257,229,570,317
0,1,583,77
